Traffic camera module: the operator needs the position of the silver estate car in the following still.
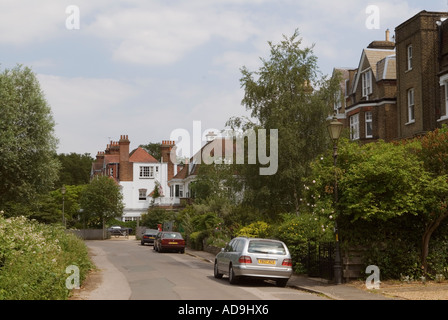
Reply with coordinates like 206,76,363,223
214,237,293,287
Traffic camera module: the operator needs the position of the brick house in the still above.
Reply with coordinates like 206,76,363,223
91,136,179,221
333,30,397,142
333,10,448,142
395,11,448,138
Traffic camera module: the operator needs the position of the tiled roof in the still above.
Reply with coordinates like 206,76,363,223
129,147,159,163
364,49,395,80
376,56,396,81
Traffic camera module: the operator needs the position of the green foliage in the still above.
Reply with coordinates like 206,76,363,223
0,214,93,300
0,65,60,215
227,29,341,217
236,221,271,238
140,208,176,230
274,213,334,273
55,153,93,188
80,176,124,228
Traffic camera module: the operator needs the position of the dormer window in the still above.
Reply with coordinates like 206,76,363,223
362,70,372,97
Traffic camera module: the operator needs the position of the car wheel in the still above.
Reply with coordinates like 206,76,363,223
228,264,239,284
214,261,223,279
179,248,185,254
276,278,288,287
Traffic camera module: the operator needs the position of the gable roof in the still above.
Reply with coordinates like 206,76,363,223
129,147,159,163
352,48,396,94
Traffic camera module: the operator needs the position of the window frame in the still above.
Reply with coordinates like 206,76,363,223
362,70,372,98
139,166,154,179
139,188,147,201
407,88,415,123
350,113,360,140
365,111,373,139
407,45,413,71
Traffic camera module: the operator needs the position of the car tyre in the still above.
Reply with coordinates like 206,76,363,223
214,261,223,279
228,264,239,284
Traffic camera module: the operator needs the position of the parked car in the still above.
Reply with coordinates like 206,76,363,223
214,237,293,287
107,226,132,236
154,231,185,253
141,229,159,246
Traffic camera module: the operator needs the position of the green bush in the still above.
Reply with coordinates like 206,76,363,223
0,214,93,300
236,221,272,238
275,213,334,273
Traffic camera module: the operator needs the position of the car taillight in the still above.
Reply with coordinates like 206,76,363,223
239,256,252,264
282,259,292,267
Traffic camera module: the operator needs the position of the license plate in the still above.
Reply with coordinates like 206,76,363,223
149,237,155,239
169,242,178,244
258,259,276,265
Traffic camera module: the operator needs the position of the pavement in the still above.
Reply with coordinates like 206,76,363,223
185,247,396,300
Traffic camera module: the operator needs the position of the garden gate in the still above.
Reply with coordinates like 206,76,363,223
307,242,335,281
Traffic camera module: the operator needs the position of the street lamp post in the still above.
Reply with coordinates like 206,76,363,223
327,113,343,285
61,185,66,228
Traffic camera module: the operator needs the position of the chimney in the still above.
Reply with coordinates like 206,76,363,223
160,140,176,181
119,135,133,181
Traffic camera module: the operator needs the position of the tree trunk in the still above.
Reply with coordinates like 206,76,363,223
421,211,448,273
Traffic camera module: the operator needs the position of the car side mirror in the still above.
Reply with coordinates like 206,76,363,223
221,248,224,252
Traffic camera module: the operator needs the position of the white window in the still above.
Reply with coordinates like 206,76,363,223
408,88,415,123
441,80,448,119
350,114,360,140
139,189,147,201
139,166,154,179
365,111,373,138
407,45,413,71
362,70,372,97
175,185,183,198
334,90,342,111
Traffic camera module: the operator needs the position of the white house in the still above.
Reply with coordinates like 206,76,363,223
91,136,179,221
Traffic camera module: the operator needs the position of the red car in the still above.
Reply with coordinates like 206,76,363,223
154,231,185,253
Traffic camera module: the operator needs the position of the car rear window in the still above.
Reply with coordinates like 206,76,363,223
248,240,286,255
162,232,183,239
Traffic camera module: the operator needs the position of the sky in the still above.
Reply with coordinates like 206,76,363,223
1,0,447,158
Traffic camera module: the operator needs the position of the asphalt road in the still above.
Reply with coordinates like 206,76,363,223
83,238,327,301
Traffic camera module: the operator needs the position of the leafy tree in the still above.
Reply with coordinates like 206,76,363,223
412,127,448,272
0,65,60,216
56,153,93,188
227,30,340,216
190,162,242,203
80,176,124,233
307,137,448,275
140,207,175,230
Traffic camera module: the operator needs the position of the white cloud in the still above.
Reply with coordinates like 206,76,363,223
37,74,139,154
